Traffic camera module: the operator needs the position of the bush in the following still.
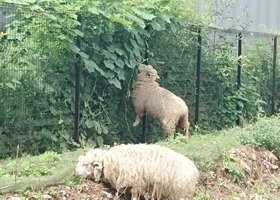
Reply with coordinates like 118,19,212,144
239,115,280,157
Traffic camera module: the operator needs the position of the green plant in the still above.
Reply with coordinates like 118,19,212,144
0,0,204,159
62,175,80,186
239,115,280,157
39,151,60,162
221,152,246,182
193,190,212,200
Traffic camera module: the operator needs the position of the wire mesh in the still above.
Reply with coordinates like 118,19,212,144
0,3,72,158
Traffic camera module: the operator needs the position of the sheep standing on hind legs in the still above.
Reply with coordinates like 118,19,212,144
131,64,190,137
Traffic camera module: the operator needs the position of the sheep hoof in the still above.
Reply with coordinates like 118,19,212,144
133,121,140,127
132,123,138,127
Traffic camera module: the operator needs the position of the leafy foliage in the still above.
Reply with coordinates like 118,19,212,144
222,152,246,182
0,0,278,159
0,0,203,158
239,115,280,157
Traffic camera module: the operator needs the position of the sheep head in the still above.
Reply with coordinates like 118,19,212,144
75,150,105,182
137,64,160,82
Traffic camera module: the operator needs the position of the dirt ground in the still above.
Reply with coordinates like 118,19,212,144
2,146,280,200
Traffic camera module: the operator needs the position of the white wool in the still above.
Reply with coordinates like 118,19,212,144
75,144,199,200
131,64,190,137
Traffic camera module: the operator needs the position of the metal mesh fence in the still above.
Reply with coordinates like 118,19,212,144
0,2,279,154
0,3,72,158
149,27,278,133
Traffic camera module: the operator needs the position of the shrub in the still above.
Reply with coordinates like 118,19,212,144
239,115,280,157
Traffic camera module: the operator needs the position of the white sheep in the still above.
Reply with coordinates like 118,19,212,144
75,144,199,200
131,64,190,137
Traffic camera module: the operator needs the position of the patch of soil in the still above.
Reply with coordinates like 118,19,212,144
198,146,280,199
3,179,124,200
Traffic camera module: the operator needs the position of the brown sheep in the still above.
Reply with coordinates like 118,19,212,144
131,64,190,137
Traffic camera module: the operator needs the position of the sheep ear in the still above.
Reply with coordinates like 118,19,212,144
92,161,102,169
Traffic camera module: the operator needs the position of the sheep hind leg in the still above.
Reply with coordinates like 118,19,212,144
178,115,190,137
133,114,142,127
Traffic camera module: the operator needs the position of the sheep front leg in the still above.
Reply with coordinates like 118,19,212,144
131,191,140,200
161,119,176,137
133,114,142,127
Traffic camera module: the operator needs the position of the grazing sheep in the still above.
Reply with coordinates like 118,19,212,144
75,144,199,200
131,64,190,137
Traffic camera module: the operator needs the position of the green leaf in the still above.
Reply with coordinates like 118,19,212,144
129,54,137,67
88,7,100,15
100,124,108,135
96,136,104,147
161,14,171,23
104,71,115,79
130,39,138,49
69,44,80,54
93,121,102,134
135,34,145,46
115,59,125,68
49,106,57,115
5,82,15,89
131,8,155,20
87,139,97,147
103,50,113,58
115,48,124,56
85,119,94,129
83,58,105,76
51,135,58,142
135,26,150,37
133,48,141,58
108,45,116,52
170,23,177,32
151,20,162,30
58,119,63,124
74,29,84,37
11,79,21,84
124,59,133,68
83,59,98,73
114,68,125,80
69,13,77,19
92,42,100,51
108,78,122,89
124,12,145,28
78,51,89,59
157,19,166,30
102,34,113,42
43,13,57,21
124,43,133,53
104,60,115,70
31,5,44,11
237,101,244,109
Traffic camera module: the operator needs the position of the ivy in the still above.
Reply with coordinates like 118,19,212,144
0,0,202,158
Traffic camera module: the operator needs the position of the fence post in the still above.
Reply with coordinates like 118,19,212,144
141,25,150,143
236,32,242,125
271,35,277,115
195,28,202,126
73,14,82,144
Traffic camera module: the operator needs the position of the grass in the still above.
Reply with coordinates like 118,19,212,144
0,147,91,193
157,127,243,169
1,115,280,199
